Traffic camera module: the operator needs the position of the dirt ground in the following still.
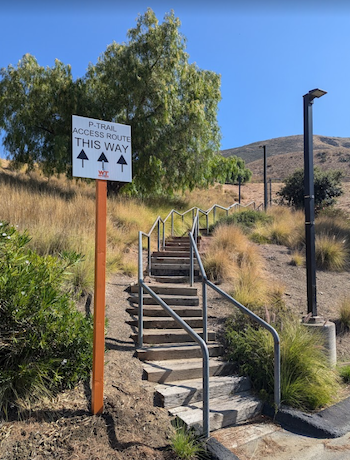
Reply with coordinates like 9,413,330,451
1,183,350,459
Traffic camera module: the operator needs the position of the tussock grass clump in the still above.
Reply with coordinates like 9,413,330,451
315,235,348,271
203,224,275,310
233,265,268,308
338,297,350,331
339,365,350,383
290,250,304,267
226,318,340,410
250,207,304,247
170,420,207,460
203,248,235,283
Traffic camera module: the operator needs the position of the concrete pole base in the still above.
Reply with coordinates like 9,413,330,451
303,319,337,368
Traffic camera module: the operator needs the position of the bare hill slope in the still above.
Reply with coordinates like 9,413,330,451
221,135,350,181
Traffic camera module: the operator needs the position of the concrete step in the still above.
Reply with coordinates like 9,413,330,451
151,275,201,284
130,329,216,344
165,243,191,248
136,343,223,361
128,284,198,296
151,263,195,270
152,251,192,258
126,305,203,317
152,257,199,265
170,392,263,433
155,375,251,408
128,294,199,306
127,316,203,329
167,236,200,240
142,357,234,383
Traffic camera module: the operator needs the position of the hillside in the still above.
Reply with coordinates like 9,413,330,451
221,135,350,181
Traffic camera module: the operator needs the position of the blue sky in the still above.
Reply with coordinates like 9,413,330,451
1,0,350,158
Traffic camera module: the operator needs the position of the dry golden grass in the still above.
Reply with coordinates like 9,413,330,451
290,250,305,267
251,207,304,247
0,167,162,292
202,224,280,310
183,184,238,210
315,235,348,271
339,297,350,331
1,164,243,293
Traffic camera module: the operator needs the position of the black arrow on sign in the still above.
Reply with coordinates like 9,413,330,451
77,149,89,168
117,155,127,172
97,152,109,171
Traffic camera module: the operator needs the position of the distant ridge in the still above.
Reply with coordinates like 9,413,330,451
221,135,350,181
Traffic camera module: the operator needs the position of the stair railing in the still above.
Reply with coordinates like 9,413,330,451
137,231,210,438
140,201,259,276
188,229,281,409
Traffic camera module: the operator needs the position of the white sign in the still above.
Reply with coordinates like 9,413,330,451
72,115,132,182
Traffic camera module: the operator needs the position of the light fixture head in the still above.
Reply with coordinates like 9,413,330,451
308,88,327,100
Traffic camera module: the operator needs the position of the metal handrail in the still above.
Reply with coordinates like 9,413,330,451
137,231,210,437
189,231,281,409
137,200,279,437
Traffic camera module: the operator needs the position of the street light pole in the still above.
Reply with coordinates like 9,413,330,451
260,145,268,211
303,88,327,320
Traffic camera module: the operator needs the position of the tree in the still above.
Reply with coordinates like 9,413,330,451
278,167,344,211
209,155,251,185
0,54,82,176
0,9,222,195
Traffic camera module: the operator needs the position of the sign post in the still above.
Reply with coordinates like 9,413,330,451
92,179,107,414
72,115,132,415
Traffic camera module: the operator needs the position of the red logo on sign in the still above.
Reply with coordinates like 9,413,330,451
98,170,109,178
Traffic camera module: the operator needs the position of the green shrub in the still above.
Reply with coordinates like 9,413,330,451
278,167,343,211
225,318,339,410
210,209,272,233
0,222,93,415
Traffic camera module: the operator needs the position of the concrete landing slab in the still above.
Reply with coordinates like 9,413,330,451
208,418,350,460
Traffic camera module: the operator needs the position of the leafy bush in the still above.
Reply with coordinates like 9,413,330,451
226,318,340,410
278,167,343,211
0,222,93,415
209,209,272,233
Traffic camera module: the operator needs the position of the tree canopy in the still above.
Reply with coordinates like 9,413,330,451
0,9,251,195
278,167,344,211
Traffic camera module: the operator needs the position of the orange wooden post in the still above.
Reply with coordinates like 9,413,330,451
92,179,107,415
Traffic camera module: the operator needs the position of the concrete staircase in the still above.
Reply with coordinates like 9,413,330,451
127,235,262,433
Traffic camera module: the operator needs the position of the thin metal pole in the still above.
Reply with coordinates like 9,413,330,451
138,232,143,347
269,178,272,206
190,237,194,287
274,339,281,408
157,220,160,252
263,145,268,211
238,176,241,204
202,280,208,343
303,94,317,317
147,237,151,277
